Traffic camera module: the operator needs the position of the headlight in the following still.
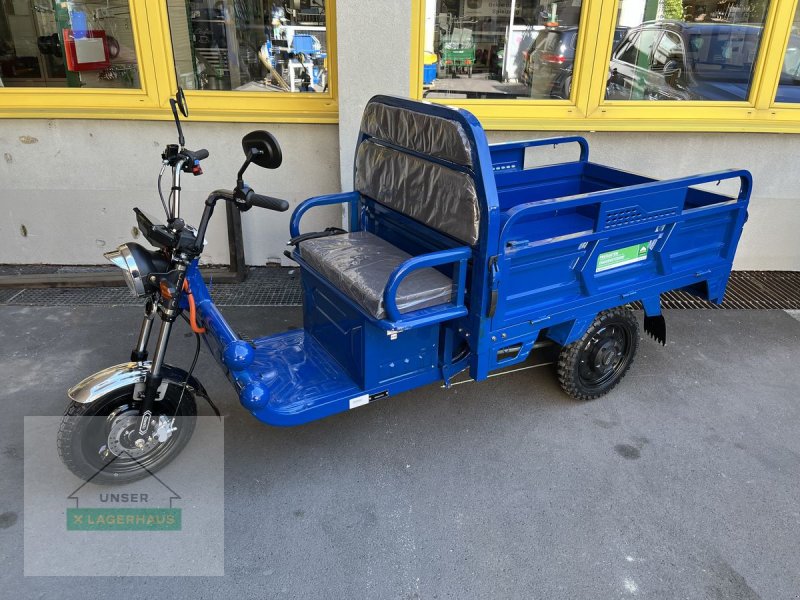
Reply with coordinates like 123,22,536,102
104,243,169,298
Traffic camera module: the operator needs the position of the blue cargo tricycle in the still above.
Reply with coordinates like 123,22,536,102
60,94,750,483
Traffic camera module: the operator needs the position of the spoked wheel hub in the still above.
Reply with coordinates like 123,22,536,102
106,412,160,459
86,402,182,475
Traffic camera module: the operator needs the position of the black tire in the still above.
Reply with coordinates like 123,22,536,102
557,307,639,400
57,384,196,484
562,76,572,99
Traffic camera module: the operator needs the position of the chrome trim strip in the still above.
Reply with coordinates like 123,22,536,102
68,362,149,404
103,244,145,296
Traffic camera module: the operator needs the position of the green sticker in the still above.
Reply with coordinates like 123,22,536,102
596,243,650,272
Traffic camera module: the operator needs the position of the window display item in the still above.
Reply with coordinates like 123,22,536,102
63,29,110,72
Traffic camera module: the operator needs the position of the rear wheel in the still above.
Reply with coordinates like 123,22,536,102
557,307,639,400
57,384,196,484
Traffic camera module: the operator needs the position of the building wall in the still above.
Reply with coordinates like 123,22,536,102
0,0,798,270
336,0,412,191
3,118,791,269
0,119,340,266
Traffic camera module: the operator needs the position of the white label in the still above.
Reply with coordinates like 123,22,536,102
348,394,369,409
75,38,106,64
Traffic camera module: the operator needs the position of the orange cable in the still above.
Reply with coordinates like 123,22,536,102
183,279,206,333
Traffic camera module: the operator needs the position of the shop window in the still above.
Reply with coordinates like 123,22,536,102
606,0,770,101
0,0,140,89
421,0,583,100
775,0,800,103
167,0,329,94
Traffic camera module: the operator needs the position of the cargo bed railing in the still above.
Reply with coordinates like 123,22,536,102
489,168,751,340
495,168,751,315
501,168,752,235
490,136,590,173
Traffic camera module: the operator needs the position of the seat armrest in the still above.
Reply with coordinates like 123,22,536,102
290,191,360,238
383,246,471,323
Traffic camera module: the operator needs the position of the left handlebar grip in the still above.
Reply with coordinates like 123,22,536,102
248,192,289,212
181,148,209,162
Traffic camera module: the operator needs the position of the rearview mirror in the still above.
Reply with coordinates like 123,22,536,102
242,130,283,169
175,87,189,118
169,87,188,147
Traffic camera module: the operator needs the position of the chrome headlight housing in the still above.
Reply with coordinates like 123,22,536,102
104,243,169,298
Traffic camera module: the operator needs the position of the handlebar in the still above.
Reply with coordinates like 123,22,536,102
193,186,289,254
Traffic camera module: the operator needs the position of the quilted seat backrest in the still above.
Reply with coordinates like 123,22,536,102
354,100,482,246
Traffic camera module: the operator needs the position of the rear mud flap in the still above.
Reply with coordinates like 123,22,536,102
643,315,666,346
641,296,666,346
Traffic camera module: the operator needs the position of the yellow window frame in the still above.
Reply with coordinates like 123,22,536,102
0,0,338,123
410,0,800,132
0,0,163,119
410,0,605,128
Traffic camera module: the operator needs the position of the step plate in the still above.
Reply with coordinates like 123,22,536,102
249,329,361,425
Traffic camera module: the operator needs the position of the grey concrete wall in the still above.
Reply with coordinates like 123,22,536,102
335,0,412,191
0,0,798,271
487,130,800,270
0,119,340,266
2,117,797,269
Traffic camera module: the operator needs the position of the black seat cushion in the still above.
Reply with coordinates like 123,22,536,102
300,231,454,320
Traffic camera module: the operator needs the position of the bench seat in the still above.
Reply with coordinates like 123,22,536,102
299,231,454,320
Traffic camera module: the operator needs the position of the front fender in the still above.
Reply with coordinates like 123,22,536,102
68,362,210,404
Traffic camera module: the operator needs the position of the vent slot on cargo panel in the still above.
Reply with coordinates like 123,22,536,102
604,206,677,229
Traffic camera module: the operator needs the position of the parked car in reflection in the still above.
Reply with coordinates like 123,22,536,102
777,39,800,103
521,26,628,99
607,20,800,102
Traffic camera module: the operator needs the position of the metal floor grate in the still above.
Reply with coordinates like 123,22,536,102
640,271,800,310
0,269,798,309
0,289,24,304
1,267,302,307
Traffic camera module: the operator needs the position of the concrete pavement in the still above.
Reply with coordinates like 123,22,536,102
1,305,799,598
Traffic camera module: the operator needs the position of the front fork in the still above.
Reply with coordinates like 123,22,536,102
131,299,156,362
134,263,188,438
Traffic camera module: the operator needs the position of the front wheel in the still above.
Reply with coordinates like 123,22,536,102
57,384,196,484
557,307,639,400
